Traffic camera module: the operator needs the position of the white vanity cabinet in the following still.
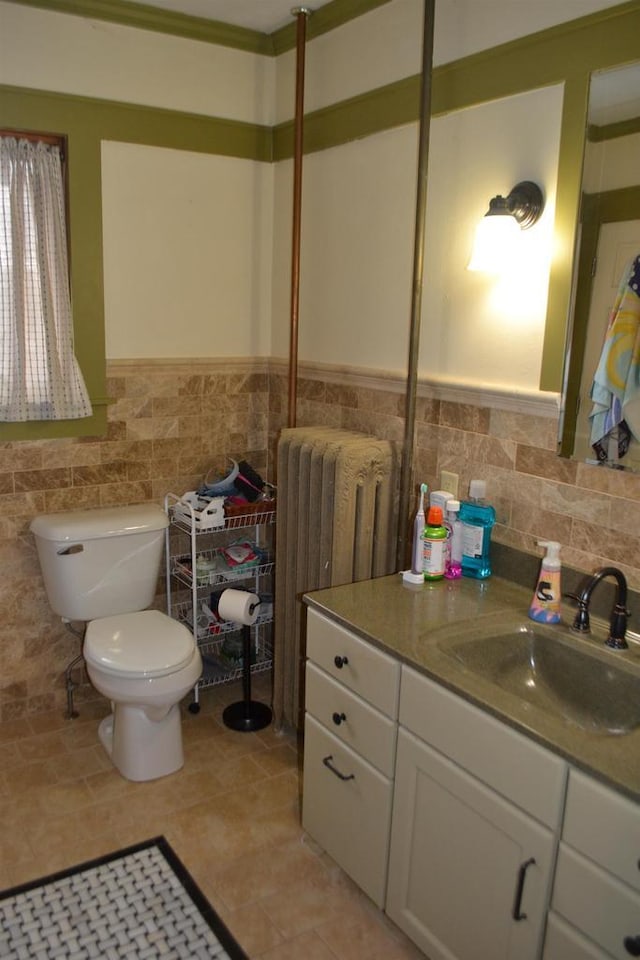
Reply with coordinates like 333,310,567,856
302,603,640,960
386,666,567,960
544,770,640,960
302,609,400,908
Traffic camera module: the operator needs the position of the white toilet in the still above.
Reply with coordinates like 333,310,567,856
30,503,202,782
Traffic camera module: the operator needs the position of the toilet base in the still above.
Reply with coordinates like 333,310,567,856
98,703,184,782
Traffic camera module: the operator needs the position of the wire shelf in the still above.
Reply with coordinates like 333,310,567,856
175,600,273,644
197,629,273,688
171,505,275,536
171,555,274,590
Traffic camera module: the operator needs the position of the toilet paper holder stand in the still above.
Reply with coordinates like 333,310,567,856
222,601,272,732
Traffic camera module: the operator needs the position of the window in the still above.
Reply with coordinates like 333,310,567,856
0,132,92,422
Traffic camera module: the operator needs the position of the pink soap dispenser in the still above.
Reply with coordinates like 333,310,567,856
528,540,562,624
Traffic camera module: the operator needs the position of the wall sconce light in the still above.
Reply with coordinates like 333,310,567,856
467,180,544,273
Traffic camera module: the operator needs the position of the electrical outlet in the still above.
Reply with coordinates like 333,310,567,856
440,470,459,498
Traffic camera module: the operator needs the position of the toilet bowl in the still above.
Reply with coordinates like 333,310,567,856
30,503,203,783
84,609,202,782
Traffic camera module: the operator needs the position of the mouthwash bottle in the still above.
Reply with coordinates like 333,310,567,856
423,506,447,581
460,480,495,579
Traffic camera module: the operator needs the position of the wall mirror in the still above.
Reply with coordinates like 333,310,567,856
559,59,640,471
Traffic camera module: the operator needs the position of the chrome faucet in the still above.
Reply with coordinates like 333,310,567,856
569,566,630,650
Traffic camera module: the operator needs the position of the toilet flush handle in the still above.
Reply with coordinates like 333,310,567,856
57,543,84,555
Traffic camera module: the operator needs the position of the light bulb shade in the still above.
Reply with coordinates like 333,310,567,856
467,181,544,273
467,213,520,273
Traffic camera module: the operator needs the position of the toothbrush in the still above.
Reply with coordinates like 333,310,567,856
411,482,428,575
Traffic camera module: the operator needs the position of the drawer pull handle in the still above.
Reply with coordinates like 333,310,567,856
334,655,349,669
512,857,535,921
332,712,347,726
624,936,640,956
323,754,355,781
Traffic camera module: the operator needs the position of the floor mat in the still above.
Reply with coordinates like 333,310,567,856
0,835,247,959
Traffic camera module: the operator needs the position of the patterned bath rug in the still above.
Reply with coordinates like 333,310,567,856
0,835,247,959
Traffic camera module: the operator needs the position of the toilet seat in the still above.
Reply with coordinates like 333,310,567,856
84,609,195,679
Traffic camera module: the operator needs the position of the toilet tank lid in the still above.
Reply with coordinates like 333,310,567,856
30,503,169,542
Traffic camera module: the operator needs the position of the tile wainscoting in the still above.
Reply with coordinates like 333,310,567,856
1,357,639,721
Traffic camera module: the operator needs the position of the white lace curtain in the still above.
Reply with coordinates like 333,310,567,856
0,136,92,421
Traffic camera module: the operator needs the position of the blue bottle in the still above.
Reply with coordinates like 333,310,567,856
460,480,495,579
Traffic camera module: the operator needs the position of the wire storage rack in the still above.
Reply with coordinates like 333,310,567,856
164,492,276,713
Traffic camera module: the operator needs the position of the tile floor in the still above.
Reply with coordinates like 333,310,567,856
0,674,425,959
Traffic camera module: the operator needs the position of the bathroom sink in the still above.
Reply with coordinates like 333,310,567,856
440,627,640,735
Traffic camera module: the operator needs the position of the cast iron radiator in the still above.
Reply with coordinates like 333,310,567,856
272,426,399,730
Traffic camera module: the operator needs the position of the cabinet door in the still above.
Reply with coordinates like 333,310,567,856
302,714,393,909
387,728,556,960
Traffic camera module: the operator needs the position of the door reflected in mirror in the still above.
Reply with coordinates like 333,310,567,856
560,61,640,472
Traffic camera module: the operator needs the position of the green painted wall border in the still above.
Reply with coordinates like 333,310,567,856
5,0,274,54
0,85,272,160
589,115,640,142
273,75,418,161
6,0,392,55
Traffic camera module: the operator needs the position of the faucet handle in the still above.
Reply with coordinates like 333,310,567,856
607,601,630,650
563,592,590,632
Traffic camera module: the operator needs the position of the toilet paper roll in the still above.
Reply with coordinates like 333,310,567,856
217,588,260,626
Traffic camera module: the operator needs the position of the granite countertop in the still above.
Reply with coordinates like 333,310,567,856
304,573,640,803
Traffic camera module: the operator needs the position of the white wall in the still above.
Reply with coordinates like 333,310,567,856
418,85,562,389
0,0,275,124
271,85,562,390
273,1,566,391
102,142,274,359
271,124,417,372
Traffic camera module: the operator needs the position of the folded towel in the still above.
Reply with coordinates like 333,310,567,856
589,254,640,460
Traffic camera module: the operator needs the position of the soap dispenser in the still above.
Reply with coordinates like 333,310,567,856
528,541,562,624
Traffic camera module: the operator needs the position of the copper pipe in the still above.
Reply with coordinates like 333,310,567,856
288,7,310,428
396,0,435,571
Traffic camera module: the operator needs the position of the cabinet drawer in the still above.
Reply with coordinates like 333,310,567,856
563,770,640,892
553,845,640,960
305,661,397,777
306,609,400,717
302,714,393,909
399,665,566,827
544,912,612,960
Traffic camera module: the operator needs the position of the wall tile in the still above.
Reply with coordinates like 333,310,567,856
515,444,578,484
15,468,72,493
440,401,490,434
490,409,558,450
576,461,640,501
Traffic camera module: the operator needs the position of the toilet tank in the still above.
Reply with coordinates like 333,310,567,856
30,504,169,621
